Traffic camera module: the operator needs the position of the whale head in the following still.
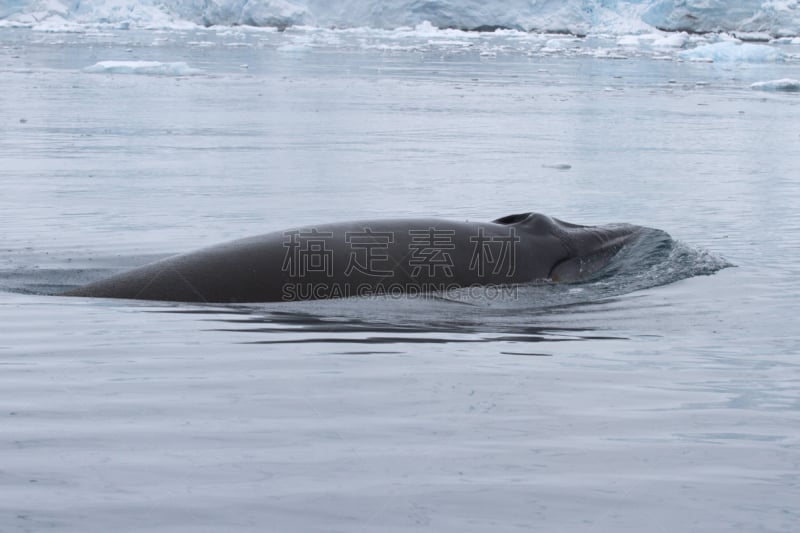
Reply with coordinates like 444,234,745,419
493,212,642,282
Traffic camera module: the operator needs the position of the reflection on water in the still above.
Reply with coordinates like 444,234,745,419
159,306,626,346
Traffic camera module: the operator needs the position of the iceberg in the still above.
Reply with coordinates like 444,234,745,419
679,41,785,62
750,78,800,91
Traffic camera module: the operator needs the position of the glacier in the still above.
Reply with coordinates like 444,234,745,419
1,0,799,36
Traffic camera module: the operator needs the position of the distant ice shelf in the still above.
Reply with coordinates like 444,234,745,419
1,1,799,37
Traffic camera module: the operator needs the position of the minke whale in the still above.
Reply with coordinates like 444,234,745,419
63,212,650,303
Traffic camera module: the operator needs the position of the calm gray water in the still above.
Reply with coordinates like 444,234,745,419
2,27,799,532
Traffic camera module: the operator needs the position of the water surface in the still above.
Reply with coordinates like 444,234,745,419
2,27,799,532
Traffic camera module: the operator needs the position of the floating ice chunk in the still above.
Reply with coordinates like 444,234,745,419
651,32,689,48
731,31,773,42
592,49,628,59
426,39,473,48
679,42,784,63
414,21,438,34
544,38,582,50
619,32,688,49
750,79,800,92
83,61,203,76
617,35,641,47
276,43,311,52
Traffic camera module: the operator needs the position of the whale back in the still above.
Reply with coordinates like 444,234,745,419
63,213,645,302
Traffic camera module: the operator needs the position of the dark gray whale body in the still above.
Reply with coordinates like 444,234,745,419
63,213,648,303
